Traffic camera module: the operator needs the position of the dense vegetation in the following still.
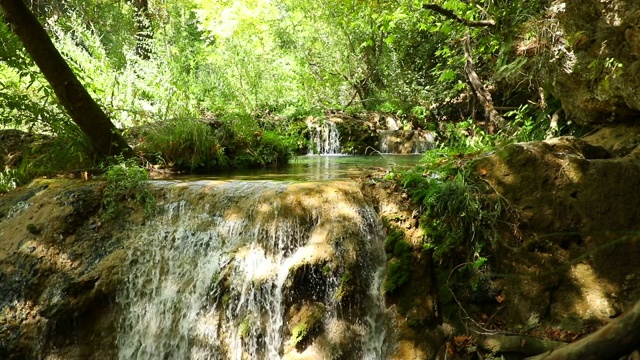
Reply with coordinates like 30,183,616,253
1,0,561,192
5,2,640,357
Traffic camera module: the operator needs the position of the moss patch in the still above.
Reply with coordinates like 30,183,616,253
288,303,325,350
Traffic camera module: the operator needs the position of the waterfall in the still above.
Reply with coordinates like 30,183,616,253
117,180,387,360
307,119,341,155
379,130,436,154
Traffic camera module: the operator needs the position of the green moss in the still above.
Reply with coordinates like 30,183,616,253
221,293,231,307
291,323,309,346
290,305,324,347
238,317,251,339
26,223,40,235
321,263,333,275
334,269,353,301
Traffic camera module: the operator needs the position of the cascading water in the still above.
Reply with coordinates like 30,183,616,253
307,119,341,155
379,130,436,154
117,180,387,359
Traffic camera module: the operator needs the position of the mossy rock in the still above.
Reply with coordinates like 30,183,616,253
288,303,325,350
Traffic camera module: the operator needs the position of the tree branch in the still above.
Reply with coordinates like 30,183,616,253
423,4,495,27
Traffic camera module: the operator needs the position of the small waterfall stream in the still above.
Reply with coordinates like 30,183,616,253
117,180,387,359
379,130,436,154
307,119,341,155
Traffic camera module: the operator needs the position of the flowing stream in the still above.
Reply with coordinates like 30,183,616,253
117,180,388,359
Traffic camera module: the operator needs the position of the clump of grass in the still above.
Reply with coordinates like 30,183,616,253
139,116,295,171
140,117,228,171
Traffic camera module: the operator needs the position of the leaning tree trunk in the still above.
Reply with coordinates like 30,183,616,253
0,0,133,158
463,32,506,132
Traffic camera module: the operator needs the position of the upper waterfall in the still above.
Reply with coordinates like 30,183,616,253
307,119,341,155
117,180,387,359
379,130,436,154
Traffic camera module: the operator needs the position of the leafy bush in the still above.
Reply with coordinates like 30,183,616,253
100,157,155,219
502,104,556,142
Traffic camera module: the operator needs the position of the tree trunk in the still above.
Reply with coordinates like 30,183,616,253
0,0,133,158
132,0,152,59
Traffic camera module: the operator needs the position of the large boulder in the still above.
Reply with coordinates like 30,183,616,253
541,0,640,124
473,136,640,331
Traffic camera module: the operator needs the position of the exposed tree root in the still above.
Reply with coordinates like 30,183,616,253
525,299,640,360
477,334,565,356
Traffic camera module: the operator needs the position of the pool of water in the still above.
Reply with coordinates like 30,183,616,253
163,154,422,182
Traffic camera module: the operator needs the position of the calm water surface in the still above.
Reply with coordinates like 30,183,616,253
165,155,422,182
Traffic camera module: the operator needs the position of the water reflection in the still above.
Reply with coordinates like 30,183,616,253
164,155,422,182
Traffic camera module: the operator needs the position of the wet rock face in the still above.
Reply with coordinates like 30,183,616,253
0,179,393,359
544,0,640,124
360,177,444,360
0,180,123,359
116,181,388,360
474,137,640,330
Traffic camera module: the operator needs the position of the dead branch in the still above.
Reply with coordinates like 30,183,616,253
525,299,640,360
423,4,495,28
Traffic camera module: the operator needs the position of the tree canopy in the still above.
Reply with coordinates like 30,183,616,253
0,0,558,180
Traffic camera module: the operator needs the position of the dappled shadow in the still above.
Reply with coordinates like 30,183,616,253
469,136,640,338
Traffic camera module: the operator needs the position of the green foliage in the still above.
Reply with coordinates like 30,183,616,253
502,104,554,142
1,0,557,174
0,130,97,194
383,224,412,294
398,133,503,266
100,157,155,219
0,169,20,194
139,116,295,171
140,118,228,171
25,132,97,176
